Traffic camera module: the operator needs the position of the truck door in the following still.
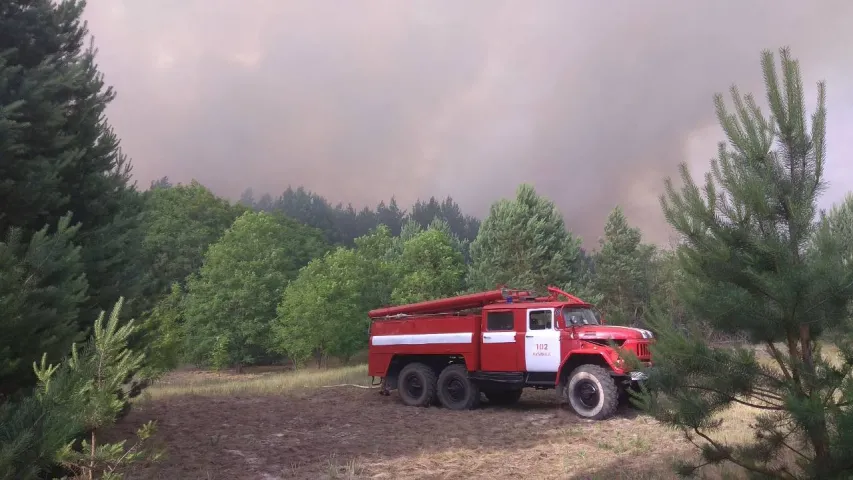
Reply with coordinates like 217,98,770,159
524,308,560,372
480,309,519,372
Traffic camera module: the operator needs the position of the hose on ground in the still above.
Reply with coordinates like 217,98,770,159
320,384,378,389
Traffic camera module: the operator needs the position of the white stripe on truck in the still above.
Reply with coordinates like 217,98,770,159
482,331,516,344
371,332,473,346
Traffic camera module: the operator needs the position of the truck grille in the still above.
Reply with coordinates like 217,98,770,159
636,343,651,359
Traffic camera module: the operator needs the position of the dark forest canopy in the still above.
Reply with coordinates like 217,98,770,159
151,178,483,247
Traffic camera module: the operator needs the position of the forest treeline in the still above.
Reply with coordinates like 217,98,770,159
140,179,669,370
3,1,853,478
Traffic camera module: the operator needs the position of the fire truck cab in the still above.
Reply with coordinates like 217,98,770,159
367,287,653,420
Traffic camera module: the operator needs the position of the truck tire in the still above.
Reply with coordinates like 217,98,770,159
484,389,523,406
397,362,437,407
436,364,480,410
566,364,619,420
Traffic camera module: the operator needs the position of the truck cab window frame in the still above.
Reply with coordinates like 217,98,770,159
486,311,514,331
559,306,600,326
528,309,553,330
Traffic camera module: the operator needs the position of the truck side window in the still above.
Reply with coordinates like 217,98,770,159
486,311,514,331
528,310,552,330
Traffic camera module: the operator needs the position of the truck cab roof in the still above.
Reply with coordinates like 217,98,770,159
482,300,590,311
368,286,596,321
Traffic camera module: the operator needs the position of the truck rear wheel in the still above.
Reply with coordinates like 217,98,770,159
436,364,480,410
397,362,437,407
566,364,619,420
484,389,523,406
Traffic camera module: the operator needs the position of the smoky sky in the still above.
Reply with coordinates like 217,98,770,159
83,0,853,248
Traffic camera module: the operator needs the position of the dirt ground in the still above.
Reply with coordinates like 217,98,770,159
107,384,698,480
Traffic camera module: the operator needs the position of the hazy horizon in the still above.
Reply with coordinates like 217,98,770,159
83,1,853,248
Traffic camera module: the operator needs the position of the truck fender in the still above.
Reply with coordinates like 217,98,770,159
556,349,621,386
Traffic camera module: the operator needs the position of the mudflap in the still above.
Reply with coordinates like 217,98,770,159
555,379,568,406
379,377,393,396
619,370,651,405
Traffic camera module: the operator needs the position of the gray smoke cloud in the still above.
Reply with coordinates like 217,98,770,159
83,0,853,248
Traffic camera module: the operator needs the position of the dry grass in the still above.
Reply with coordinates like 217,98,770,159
140,364,371,401
114,344,848,479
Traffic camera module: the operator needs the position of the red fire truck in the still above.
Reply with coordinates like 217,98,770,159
367,286,653,420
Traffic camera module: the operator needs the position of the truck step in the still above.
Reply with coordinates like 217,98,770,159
469,371,525,386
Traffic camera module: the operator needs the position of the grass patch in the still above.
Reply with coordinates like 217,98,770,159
141,363,370,400
326,453,367,479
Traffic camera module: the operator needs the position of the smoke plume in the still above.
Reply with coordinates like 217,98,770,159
83,0,853,247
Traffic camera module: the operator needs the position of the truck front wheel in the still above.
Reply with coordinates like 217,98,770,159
566,364,619,420
436,364,480,410
397,362,437,407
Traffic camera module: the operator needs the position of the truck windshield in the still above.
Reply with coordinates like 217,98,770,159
560,306,600,326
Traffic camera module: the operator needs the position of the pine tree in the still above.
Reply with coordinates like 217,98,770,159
593,206,647,325
468,184,582,292
823,193,853,329
823,193,853,268
149,176,172,190
408,196,480,244
0,299,160,478
0,215,88,395
637,48,853,478
553,247,602,307
0,0,145,329
79,155,146,323
274,186,342,244
239,188,256,208
375,197,405,236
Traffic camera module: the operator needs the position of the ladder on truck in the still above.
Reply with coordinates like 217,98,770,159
367,286,588,320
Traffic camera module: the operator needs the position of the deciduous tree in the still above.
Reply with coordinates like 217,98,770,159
138,283,186,376
274,227,397,366
139,180,246,302
391,224,466,304
182,211,326,369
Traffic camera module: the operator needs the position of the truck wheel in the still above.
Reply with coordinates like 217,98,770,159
484,389,523,406
436,364,480,410
397,362,437,407
566,364,619,420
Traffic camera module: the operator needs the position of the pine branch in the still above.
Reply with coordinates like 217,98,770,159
692,427,796,479
750,386,785,403
766,342,796,386
685,385,785,411
785,332,805,392
779,436,811,463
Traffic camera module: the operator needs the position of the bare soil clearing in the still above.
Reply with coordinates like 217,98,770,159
108,383,698,479
105,345,823,478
